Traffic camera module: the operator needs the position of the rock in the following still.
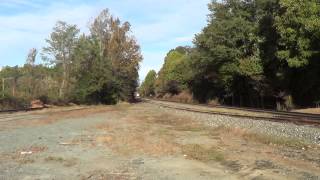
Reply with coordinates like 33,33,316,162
20,151,32,155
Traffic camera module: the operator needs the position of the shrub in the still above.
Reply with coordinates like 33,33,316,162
170,91,194,103
0,95,29,110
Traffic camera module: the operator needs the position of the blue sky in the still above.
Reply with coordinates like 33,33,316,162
0,0,210,80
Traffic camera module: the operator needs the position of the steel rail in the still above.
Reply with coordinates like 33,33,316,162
144,99,320,127
146,98,320,120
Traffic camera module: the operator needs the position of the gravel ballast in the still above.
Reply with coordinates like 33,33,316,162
150,103,320,145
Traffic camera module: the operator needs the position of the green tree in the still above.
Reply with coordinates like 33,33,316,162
0,66,22,97
90,9,142,102
71,34,116,104
156,46,191,96
71,9,142,104
1,8,143,107
42,21,80,99
274,0,320,107
140,70,157,97
275,0,320,68
190,0,264,105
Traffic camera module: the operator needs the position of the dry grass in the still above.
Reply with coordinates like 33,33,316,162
96,123,113,131
95,116,180,156
96,130,179,156
144,113,200,131
21,145,48,153
40,106,118,124
169,91,195,104
243,133,306,148
0,145,48,165
45,156,64,162
18,158,35,164
173,125,208,132
182,144,225,162
97,135,178,156
208,126,248,136
208,125,307,148
0,105,133,131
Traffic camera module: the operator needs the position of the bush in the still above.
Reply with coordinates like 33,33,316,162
160,91,195,104
50,98,69,106
170,91,194,103
0,95,29,110
37,95,50,104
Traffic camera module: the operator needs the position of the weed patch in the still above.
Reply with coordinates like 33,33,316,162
45,156,64,163
243,132,307,148
182,144,225,162
208,125,308,149
44,156,77,167
173,125,208,132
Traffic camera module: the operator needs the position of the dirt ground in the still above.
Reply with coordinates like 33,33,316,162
0,103,319,180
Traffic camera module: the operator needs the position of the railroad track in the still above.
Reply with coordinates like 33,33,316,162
144,99,320,127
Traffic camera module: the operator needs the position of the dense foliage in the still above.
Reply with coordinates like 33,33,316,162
142,0,320,110
0,9,142,106
139,70,157,97
155,46,191,96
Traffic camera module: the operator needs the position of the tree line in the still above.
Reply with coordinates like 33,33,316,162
140,0,320,110
0,9,142,108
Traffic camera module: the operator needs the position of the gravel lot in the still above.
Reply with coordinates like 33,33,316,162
0,103,319,180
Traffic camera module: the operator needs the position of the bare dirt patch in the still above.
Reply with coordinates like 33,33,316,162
2,105,126,129
0,145,48,166
95,117,179,156
33,105,122,125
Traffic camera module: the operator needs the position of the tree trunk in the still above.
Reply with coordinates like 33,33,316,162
12,81,15,97
260,95,264,109
276,101,281,111
59,62,67,99
232,93,235,106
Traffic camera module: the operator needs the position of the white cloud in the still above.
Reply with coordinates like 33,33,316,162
0,0,43,8
0,2,102,64
0,0,210,81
